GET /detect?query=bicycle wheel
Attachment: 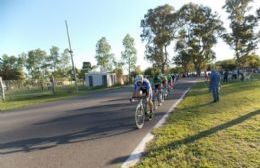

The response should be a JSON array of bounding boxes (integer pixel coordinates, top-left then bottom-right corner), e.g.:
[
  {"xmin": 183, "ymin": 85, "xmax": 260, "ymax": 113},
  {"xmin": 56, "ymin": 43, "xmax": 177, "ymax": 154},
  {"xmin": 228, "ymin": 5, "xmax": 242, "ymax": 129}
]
[
  {"xmin": 135, "ymin": 104, "xmax": 145, "ymax": 129},
  {"xmin": 153, "ymin": 93, "xmax": 158, "ymax": 110},
  {"xmin": 161, "ymin": 92, "xmax": 164, "ymax": 102}
]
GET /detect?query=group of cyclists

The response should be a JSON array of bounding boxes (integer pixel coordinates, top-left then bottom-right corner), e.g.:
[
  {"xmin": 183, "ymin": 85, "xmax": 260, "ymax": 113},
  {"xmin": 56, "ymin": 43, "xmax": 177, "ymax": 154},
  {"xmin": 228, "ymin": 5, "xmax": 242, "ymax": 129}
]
[{"xmin": 131, "ymin": 73, "xmax": 177, "ymax": 120}]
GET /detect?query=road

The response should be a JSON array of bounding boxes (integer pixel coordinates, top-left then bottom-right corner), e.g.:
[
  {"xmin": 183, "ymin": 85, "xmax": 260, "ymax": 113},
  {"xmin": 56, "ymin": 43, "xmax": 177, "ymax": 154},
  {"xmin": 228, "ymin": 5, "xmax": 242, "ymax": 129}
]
[{"xmin": 0, "ymin": 79, "xmax": 195, "ymax": 168}]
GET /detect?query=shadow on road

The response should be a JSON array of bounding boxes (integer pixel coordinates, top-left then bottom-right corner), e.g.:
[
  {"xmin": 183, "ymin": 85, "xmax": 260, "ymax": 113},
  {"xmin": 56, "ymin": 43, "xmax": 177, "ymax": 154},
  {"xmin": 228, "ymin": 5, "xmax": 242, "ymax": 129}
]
[{"xmin": 0, "ymin": 102, "xmax": 138, "ymax": 155}]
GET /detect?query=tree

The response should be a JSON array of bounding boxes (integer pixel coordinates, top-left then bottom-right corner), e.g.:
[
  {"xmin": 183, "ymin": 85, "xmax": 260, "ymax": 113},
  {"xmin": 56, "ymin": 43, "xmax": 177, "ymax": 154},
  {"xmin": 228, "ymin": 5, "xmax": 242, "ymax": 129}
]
[
  {"xmin": 176, "ymin": 3, "xmax": 224, "ymax": 75},
  {"xmin": 173, "ymin": 30, "xmax": 193, "ymax": 74},
  {"xmin": 131, "ymin": 66, "xmax": 142, "ymax": 79},
  {"xmin": 55, "ymin": 48, "xmax": 71, "ymax": 79},
  {"xmin": 26, "ymin": 49, "xmax": 49, "ymax": 83},
  {"xmin": 215, "ymin": 59, "xmax": 237, "ymax": 70},
  {"xmin": 223, "ymin": 0, "xmax": 259, "ymax": 67},
  {"xmin": 0, "ymin": 54, "xmax": 25, "ymax": 80},
  {"xmin": 169, "ymin": 66, "xmax": 184, "ymax": 74},
  {"xmin": 79, "ymin": 62, "xmax": 93, "ymax": 80},
  {"xmin": 95, "ymin": 37, "xmax": 114, "ymax": 72},
  {"xmin": 49, "ymin": 46, "xmax": 60, "ymax": 72},
  {"xmin": 141, "ymin": 4, "xmax": 177, "ymax": 73},
  {"xmin": 68, "ymin": 68, "xmax": 80, "ymax": 81},
  {"xmin": 240, "ymin": 53, "xmax": 260, "ymax": 68},
  {"xmin": 121, "ymin": 34, "xmax": 137, "ymax": 82},
  {"xmin": 144, "ymin": 67, "xmax": 160, "ymax": 77}
]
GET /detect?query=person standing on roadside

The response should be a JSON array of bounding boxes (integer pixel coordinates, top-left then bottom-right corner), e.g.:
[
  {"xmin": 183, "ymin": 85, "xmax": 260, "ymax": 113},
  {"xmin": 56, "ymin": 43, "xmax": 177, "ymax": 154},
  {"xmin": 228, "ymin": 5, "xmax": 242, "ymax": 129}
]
[
  {"xmin": 223, "ymin": 70, "xmax": 228, "ymax": 83},
  {"xmin": 209, "ymin": 67, "xmax": 220, "ymax": 103}
]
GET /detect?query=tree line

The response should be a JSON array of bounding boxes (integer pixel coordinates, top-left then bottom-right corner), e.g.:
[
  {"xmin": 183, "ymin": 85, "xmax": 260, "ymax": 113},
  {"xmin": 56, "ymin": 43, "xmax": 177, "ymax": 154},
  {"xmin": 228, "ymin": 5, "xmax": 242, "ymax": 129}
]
[
  {"xmin": 1, "ymin": 0, "xmax": 260, "ymax": 84},
  {"xmin": 0, "ymin": 47, "xmax": 71, "ymax": 82},
  {"xmin": 0, "ymin": 33, "xmax": 138, "ymax": 84},
  {"xmin": 140, "ymin": 0, "xmax": 260, "ymax": 75}
]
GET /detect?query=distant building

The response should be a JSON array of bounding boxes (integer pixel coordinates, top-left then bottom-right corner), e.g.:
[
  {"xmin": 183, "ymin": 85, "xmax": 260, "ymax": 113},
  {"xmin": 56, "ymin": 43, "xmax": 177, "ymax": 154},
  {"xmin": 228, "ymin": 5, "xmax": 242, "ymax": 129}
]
[{"xmin": 85, "ymin": 72, "xmax": 117, "ymax": 87}]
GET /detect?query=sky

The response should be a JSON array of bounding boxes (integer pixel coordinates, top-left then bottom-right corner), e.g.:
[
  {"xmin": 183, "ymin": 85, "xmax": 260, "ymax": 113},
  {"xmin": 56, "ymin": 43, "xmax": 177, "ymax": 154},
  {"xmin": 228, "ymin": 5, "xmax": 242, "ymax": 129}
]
[{"xmin": 1, "ymin": 0, "xmax": 260, "ymax": 70}]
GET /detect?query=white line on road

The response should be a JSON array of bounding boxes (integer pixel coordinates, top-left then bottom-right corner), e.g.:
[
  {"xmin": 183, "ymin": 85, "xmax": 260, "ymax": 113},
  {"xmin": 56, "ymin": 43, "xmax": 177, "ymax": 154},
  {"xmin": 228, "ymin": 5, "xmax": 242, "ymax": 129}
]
[{"xmin": 121, "ymin": 87, "xmax": 191, "ymax": 168}]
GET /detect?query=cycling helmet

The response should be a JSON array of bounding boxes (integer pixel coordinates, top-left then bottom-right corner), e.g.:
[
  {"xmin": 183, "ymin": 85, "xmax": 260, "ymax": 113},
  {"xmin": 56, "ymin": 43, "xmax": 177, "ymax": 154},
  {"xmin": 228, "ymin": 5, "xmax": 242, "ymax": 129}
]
[{"xmin": 135, "ymin": 75, "xmax": 143, "ymax": 83}]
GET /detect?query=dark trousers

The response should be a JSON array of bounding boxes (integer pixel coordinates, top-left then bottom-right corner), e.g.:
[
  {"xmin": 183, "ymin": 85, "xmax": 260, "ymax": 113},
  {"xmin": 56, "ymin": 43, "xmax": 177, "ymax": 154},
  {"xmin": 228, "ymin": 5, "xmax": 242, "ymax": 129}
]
[
  {"xmin": 211, "ymin": 87, "xmax": 219, "ymax": 102},
  {"xmin": 223, "ymin": 76, "xmax": 228, "ymax": 83}
]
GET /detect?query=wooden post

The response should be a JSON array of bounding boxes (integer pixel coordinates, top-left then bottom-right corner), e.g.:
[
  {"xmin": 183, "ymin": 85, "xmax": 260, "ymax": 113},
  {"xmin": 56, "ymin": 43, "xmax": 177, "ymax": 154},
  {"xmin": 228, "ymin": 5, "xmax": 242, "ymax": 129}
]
[{"xmin": 0, "ymin": 77, "xmax": 5, "ymax": 101}]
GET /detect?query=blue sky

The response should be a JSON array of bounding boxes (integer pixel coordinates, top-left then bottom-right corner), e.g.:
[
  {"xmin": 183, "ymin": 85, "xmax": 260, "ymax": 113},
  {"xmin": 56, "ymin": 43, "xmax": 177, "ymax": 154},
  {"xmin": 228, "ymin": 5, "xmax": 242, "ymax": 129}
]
[{"xmin": 1, "ymin": 0, "xmax": 259, "ymax": 70}]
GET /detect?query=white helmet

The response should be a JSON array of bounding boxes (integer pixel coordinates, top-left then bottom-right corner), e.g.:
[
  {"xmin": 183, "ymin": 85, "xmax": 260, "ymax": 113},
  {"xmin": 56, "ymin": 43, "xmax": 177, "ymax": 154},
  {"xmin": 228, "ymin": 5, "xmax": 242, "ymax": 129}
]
[{"xmin": 135, "ymin": 75, "xmax": 143, "ymax": 83}]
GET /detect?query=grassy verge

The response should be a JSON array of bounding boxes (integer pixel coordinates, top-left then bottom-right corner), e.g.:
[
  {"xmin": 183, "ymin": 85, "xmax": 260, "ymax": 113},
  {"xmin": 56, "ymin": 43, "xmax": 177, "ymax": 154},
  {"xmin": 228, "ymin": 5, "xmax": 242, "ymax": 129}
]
[
  {"xmin": 135, "ymin": 74, "xmax": 260, "ymax": 168},
  {"xmin": 0, "ymin": 84, "xmax": 125, "ymax": 111}
]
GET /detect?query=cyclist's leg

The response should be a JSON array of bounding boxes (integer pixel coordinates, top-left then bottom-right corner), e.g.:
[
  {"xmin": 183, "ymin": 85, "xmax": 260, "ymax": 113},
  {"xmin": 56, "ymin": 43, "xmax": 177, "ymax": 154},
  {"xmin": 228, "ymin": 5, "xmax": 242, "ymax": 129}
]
[{"xmin": 148, "ymin": 89, "xmax": 153, "ymax": 113}]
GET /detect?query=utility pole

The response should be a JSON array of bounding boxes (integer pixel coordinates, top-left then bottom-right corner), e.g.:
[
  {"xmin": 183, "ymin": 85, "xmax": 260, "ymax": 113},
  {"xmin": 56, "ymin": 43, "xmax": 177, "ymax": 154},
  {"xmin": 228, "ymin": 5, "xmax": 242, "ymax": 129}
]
[{"xmin": 65, "ymin": 20, "xmax": 78, "ymax": 93}]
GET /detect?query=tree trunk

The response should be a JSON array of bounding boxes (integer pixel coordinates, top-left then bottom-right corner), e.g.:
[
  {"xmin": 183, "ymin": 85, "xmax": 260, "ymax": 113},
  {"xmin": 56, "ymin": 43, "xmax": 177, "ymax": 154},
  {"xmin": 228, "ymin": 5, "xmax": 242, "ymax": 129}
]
[
  {"xmin": 161, "ymin": 64, "xmax": 165, "ymax": 74},
  {"xmin": 51, "ymin": 75, "xmax": 56, "ymax": 95},
  {"xmin": 163, "ymin": 45, "xmax": 168, "ymax": 74},
  {"xmin": 128, "ymin": 57, "xmax": 131, "ymax": 83},
  {"xmin": 195, "ymin": 65, "xmax": 201, "ymax": 77},
  {"xmin": 0, "ymin": 77, "xmax": 5, "ymax": 101}
]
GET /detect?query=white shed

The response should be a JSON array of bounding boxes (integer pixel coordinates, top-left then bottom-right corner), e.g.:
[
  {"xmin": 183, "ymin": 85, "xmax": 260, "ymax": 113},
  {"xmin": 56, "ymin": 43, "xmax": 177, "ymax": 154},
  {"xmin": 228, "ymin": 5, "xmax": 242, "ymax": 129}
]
[{"xmin": 85, "ymin": 72, "xmax": 117, "ymax": 87}]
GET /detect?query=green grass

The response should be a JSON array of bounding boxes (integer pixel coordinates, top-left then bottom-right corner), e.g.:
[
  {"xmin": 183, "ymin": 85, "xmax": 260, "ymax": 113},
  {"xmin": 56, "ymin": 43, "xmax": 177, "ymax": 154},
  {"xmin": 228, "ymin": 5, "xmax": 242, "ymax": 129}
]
[
  {"xmin": 134, "ymin": 74, "xmax": 260, "ymax": 168},
  {"xmin": 0, "ymin": 84, "xmax": 125, "ymax": 111}
]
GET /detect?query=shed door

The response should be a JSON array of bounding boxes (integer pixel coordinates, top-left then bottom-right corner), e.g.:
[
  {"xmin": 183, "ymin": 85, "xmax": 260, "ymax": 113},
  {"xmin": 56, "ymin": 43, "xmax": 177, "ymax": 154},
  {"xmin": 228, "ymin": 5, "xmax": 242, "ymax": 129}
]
[
  {"xmin": 89, "ymin": 76, "xmax": 93, "ymax": 87},
  {"xmin": 102, "ymin": 75, "xmax": 107, "ymax": 86}
]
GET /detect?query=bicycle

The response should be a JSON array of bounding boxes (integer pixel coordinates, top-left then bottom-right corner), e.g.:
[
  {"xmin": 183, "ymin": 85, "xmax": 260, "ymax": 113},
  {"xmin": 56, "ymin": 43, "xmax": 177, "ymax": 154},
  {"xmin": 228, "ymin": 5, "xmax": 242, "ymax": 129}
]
[
  {"xmin": 161, "ymin": 86, "xmax": 168, "ymax": 102},
  {"xmin": 153, "ymin": 87, "xmax": 162, "ymax": 110},
  {"xmin": 130, "ymin": 96, "xmax": 153, "ymax": 129}
]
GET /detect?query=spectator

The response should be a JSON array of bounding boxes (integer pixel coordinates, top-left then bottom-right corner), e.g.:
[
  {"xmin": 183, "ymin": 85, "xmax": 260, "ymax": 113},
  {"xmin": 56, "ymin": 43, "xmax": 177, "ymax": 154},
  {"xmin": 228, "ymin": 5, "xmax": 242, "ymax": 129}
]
[
  {"xmin": 223, "ymin": 70, "xmax": 228, "ymax": 83},
  {"xmin": 209, "ymin": 67, "xmax": 220, "ymax": 103}
]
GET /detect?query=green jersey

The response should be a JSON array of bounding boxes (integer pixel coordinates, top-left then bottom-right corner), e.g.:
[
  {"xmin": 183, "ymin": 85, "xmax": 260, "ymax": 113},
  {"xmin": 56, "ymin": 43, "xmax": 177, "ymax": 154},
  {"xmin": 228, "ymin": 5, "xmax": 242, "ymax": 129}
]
[{"xmin": 153, "ymin": 76, "xmax": 162, "ymax": 85}]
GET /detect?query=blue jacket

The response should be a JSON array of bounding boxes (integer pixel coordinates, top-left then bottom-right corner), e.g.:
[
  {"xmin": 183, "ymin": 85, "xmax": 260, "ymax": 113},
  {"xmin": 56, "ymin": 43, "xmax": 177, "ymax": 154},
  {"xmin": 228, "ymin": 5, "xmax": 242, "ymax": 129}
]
[{"xmin": 210, "ymin": 70, "xmax": 220, "ymax": 89}]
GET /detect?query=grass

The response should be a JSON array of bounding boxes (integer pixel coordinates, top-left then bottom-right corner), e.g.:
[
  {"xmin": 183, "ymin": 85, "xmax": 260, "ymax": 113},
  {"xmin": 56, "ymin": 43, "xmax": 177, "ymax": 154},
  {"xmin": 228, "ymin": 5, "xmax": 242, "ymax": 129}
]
[
  {"xmin": 134, "ymin": 74, "xmax": 260, "ymax": 168},
  {"xmin": 0, "ymin": 84, "xmax": 125, "ymax": 111}
]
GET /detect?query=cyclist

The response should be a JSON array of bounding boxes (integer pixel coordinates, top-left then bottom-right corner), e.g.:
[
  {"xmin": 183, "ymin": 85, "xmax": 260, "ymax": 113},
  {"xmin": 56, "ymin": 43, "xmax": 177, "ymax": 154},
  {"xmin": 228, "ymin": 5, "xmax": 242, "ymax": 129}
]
[
  {"xmin": 160, "ymin": 74, "xmax": 168, "ymax": 99},
  {"xmin": 160, "ymin": 74, "xmax": 168, "ymax": 89},
  {"xmin": 167, "ymin": 74, "xmax": 172, "ymax": 91},
  {"xmin": 132, "ymin": 75, "xmax": 154, "ymax": 116},
  {"xmin": 171, "ymin": 74, "xmax": 176, "ymax": 88},
  {"xmin": 153, "ymin": 75, "xmax": 163, "ymax": 106}
]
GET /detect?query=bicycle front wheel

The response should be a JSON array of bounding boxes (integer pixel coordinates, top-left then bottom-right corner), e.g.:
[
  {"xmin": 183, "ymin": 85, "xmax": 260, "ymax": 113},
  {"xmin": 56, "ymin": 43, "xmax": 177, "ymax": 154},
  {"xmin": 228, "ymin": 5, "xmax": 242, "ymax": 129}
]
[{"xmin": 135, "ymin": 104, "xmax": 145, "ymax": 129}]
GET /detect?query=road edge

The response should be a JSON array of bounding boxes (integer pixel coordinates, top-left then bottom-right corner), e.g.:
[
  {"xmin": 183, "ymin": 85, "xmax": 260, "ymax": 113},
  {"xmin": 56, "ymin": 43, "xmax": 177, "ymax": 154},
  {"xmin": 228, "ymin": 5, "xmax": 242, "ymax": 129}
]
[{"xmin": 121, "ymin": 87, "xmax": 191, "ymax": 168}]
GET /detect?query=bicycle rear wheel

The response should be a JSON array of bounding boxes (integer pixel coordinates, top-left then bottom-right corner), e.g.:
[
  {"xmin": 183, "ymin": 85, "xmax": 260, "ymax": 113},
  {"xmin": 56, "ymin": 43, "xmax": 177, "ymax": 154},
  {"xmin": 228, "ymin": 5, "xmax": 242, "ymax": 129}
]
[
  {"xmin": 135, "ymin": 104, "xmax": 145, "ymax": 129},
  {"xmin": 153, "ymin": 93, "xmax": 158, "ymax": 110}
]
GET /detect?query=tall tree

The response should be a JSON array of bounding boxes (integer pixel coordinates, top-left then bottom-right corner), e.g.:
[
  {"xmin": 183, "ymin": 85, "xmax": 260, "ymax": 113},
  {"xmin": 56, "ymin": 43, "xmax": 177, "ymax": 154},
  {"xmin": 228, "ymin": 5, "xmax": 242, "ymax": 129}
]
[
  {"xmin": 223, "ymin": 0, "xmax": 259, "ymax": 67},
  {"xmin": 55, "ymin": 48, "xmax": 71, "ymax": 79},
  {"xmin": 95, "ymin": 37, "xmax": 114, "ymax": 72},
  {"xmin": 176, "ymin": 3, "xmax": 224, "ymax": 75},
  {"xmin": 141, "ymin": 4, "xmax": 177, "ymax": 73},
  {"xmin": 173, "ymin": 30, "xmax": 193, "ymax": 74},
  {"xmin": 49, "ymin": 46, "xmax": 60, "ymax": 72},
  {"xmin": 26, "ymin": 49, "xmax": 49, "ymax": 82},
  {"xmin": 121, "ymin": 34, "xmax": 137, "ymax": 81}
]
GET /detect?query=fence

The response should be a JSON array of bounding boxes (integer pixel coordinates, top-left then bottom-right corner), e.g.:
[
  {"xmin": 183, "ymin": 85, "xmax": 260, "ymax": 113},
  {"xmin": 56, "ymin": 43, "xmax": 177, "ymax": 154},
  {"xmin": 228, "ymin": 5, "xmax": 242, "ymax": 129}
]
[{"xmin": 1, "ymin": 79, "xmax": 86, "ymax": 101}]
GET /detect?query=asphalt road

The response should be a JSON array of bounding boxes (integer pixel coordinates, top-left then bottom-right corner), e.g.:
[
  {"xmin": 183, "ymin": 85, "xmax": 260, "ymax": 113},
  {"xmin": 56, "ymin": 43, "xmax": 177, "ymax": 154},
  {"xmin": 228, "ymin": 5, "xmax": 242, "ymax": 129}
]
[{"xmin": 0, "ymin": 79, "xmax": 195, "ymax": 168}]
